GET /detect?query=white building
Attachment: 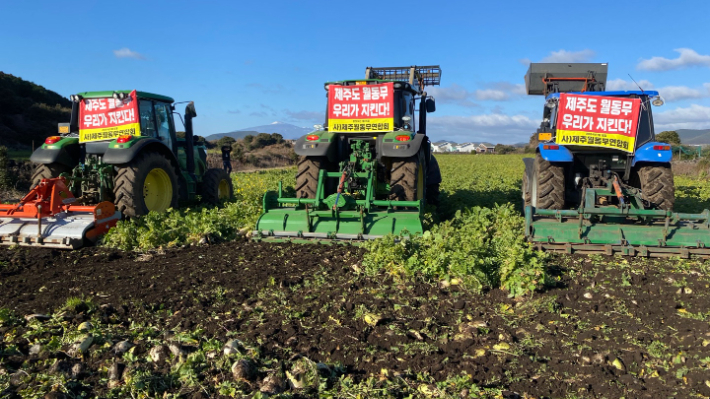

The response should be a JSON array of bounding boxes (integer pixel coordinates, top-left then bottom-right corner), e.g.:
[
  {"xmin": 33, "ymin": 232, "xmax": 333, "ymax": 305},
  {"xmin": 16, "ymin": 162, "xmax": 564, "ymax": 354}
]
[
  {"xmin": 476, "ymin": 142, "xmax": 496, "ymax": 154},
  {"xmin": 432, "ymin": 141, "xmax": 456, "ymax": 152},
  {"xmin": 455, "ymin": 142, "xmax": 477, "ymax": 153}
]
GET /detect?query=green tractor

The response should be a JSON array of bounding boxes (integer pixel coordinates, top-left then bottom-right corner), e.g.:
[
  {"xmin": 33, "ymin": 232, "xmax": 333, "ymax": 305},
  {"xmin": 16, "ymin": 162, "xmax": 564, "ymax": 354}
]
[
  {"xmin": 253, "ymin": 66, "xmax": 442, "ymax": 243},
  {"xmin": 27, "ymin": 90, "xmax": 233, "ymax": 225}
]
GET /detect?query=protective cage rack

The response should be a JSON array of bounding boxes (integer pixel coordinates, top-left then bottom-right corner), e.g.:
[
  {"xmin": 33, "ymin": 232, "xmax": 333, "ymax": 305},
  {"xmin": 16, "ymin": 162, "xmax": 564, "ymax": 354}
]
[{"xmin": 365, "ymin": 66, "xmax": 442, "ymax": 87}]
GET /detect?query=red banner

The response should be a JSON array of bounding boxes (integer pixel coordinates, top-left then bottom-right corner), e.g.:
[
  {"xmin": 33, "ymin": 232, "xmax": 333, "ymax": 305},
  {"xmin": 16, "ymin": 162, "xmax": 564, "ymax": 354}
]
[
  {"xmin": 79, "ymin": 90, "xmax": 140, "ymax": 143},
  {"xmin": 328, "ymin": 82, "xmax": 394, "ymax": 133},
  {"xmin": 556, "ymin": 93, "xmax": 641, "ymax": 153}
]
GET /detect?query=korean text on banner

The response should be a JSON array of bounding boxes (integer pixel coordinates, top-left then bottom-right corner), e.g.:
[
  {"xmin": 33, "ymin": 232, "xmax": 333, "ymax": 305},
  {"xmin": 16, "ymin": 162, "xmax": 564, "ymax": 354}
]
[
  {"xmin": 79, "ymin": 90, "xmax": 140, "ymax": 143},
  {"xmin": 556, "ymin": 93, "xmax": 641, "ymax": 153},
  {"xmin": 328, "ymin": 82, "xmax": 395, "ymax": 133}
]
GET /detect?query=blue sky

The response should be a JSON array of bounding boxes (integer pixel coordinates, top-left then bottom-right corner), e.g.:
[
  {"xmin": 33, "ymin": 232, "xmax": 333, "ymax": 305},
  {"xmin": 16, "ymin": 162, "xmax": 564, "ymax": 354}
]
[{"xmin": 2, "ymin": 0, "xmax": 710, "ymax": 143}]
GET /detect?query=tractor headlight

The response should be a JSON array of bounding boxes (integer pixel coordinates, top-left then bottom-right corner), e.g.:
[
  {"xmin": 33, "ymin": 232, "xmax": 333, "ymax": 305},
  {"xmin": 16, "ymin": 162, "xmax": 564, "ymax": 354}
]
[{"xmin": 652, "ymin": 96, "xmax": 665, "ymax": 106}]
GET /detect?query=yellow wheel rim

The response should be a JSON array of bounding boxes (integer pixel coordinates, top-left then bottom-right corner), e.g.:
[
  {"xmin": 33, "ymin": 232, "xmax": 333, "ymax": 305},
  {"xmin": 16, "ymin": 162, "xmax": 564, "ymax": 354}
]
[
  {"xmin": 417, "ymin": 165, "xmax": 425, "ymax": 200},
  {"xmin": 143, "ymin": 168, "xmax": 172, "ymax": 213},
  {"xmin": 218, "ymin": 179, "xmax": 230, "ymax": 199}
]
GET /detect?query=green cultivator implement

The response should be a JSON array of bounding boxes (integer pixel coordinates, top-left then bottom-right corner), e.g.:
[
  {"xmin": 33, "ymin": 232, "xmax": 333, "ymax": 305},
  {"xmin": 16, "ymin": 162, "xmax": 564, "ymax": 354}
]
[
  {"xmin": 253, "ymin": 140, "xmax": 424, "ymax": 244},
  {"xmin": 525, "ymin": 179, "xmax": 710, "ymax": 258}
]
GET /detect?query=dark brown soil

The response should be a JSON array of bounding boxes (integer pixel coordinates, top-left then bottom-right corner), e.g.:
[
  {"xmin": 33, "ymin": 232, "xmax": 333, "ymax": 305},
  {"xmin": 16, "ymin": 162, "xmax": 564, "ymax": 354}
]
[{"xmin": 1, "ymin": 242, "xmax": 710, "ymax": 398}]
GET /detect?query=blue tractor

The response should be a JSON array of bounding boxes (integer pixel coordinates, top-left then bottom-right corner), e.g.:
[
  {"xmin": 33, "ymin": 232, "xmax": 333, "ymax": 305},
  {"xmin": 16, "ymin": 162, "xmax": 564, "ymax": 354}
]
[{"xmin": 519, "ymin": 63, "xmax": 709, "ymax": 257}]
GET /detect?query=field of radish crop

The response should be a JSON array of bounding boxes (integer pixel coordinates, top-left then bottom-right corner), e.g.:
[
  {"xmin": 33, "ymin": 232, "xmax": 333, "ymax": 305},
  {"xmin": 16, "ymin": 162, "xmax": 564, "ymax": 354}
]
[{"xmin": 3, "ymin": 154, "xmax": 710, "ymax": 398}]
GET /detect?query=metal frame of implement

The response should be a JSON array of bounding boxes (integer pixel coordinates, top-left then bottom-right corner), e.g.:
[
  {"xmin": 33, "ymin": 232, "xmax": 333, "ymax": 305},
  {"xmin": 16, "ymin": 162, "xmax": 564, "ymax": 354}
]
[
  {"xmin": 0, "ymin": 177, "xmax": 120, "ymax": 249},
  {"xmin": 525, "ymin": 180, "xmax": 710, "ymax": 258},
  {"xmin": 253, "ymin": 141, "xmax": 424, "ymax": 244}
]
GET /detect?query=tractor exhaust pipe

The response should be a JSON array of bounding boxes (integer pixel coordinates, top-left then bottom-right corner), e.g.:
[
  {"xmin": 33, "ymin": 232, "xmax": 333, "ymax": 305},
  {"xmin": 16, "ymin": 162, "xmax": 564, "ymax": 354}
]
[{"xmin": 184, "ymin": 102, "xmax": 197, "ymax": 177}]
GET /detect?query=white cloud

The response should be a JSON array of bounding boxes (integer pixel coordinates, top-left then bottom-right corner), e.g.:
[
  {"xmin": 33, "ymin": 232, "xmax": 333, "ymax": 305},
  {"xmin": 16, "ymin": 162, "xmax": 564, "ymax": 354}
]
[
  {"xmin": 474, "ymin": 89, "xmax": 508, "ymax": 101},
  {"xmin": 637, "ymin": 48, "xmax": 710, "ymax": 71},
  {"xmin": 429, "ymin": 82, "xmax": 526, "ymax": 105},
  {"xmin": 656, "ymin": 85, "xmax": 707, "ymax": 101},
  {"xmin": 427, "ymin": 84, "xmax": 478, "ymax": 107},
  {"xmin": 427, "ymin": 113, "xmax": 538, "ymax": 143},
  {"xmin": 605, "ymin": 78, "xmax": 655, "ymax": 91},
  {"xmin": 605, "ymin": 79, "xmax": 710, "ymax": 102},
  {"xmin": 539, "ymin": 49, "xmax": 596, "ymax": 63},
  {"xmin": 655, "ymin": 104, "xmax": 710, "ymax": 130},
  {"xmin": 113, "ymin": 48, "xmax": 146, "ymax": 60}
]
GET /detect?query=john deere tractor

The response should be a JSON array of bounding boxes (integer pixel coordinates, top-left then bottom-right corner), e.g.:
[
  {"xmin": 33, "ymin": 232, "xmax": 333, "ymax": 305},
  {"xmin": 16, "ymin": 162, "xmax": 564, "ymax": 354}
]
[
  {"xmin": 29, "ymin": 90, "xmax": 233, "ymax": 218},
  {"xmin": 254, "ymin": 66, "xmax": 442, "ymax": 243}
]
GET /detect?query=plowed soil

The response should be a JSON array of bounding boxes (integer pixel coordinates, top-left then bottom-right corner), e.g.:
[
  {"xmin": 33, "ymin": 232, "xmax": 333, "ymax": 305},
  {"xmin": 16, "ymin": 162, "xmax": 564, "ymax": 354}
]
[{"xmin": 2, "ymin": 242, "xmax": 710, "ymax": 398}]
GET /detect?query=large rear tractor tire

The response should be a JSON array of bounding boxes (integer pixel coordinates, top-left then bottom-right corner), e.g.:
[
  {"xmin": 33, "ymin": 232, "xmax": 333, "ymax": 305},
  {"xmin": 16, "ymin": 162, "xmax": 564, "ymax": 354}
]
[
  {"xmin": 390, "ymin": 152, "xmax": 426, "ymax": 202},
  {"xmin": 522, "ymin": 171, "xmax": 532, "ymax": 209},
  {"xmin": 533, "ymin": 153, "xmax": 565, "ymax": 209},
  {"xmin": 638, "ymin": 164, "xmax": 674, "ymax": 211},
  {"xmin": 296, "ymin": 156, "xmax": 327, "ymax": 199},
  {"xmin": 426, "ymin": 155, "xmax": 441, "ymax": 206},
  {"xmin": 200, "ymin": 168, "xmax": 234, "ymax": 205},
  {"xmin": 31, "ymin": 163, "xmax": 72, "ymax": 188},
  {"xmin": 114, "ymin": 152, "xmax": 179, "ymax": 218}
]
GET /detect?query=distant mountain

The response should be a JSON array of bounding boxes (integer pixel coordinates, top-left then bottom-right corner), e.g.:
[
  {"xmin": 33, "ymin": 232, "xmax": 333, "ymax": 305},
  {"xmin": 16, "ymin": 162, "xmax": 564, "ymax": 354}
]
[
  {"xmin": 676, "ymin": 129, "xmax": 710, "ymax": 145},
  {"xmin": 0, "ymin": 72, "xmax": 72, "ymax": 147},
  {"xmin": 205, "ymin": 130, "xmax": 259, "ymax": 141},
  {"xmin": 206, "ymin": 122, "xmax": 311, "ymax": 141}
]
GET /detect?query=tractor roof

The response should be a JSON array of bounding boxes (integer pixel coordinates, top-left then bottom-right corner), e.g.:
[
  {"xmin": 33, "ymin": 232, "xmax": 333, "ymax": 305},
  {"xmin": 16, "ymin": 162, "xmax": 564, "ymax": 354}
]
[
  {"xmin": 75, "ymin": 90, "xmax": 175, "ymax": 103},
  {"xmin": 545, "ymin": 90, "xmax": 660, "ymax": 100}
]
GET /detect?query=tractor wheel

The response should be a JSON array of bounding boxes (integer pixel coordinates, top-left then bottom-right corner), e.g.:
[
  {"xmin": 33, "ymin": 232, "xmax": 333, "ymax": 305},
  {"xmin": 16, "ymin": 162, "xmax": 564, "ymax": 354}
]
[
  {"xmin": 296, "ymin": 156, "xmax": 327, "ymax": 198},
  {"xmin": 426, "ymin": 183, "xmax": 440, "ymax": 206},
  {"xmin": 638, "ymin": 164, "xmax": 674, "ymax": 211},
  {"xmin": 30, "ymin": 163, "xmax": 71, "ymax": 188},
  {"xmin": 390, "ymin": 152, "xmax": 425, "ymax": 202},
  {"xmin": 522, "ymin": 171, "xmax": 532, "ymax": 209},
  {"xmin": 200, "ymin": 168, "xmax": 234, "ymax": 205},
  {"xmin": 114, "ymin": 152, "xmax": 179, "ymax": 218},
  {"xmin": 533, "ymin": 153, "xmax": 565, "ymax": 209}
]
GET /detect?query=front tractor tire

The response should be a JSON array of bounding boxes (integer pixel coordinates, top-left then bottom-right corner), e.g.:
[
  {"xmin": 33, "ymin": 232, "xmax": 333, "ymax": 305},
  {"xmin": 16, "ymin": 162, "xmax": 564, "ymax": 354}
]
[
  {"xmin": 31, "ymin": 163, "xmax": 72, "ymax": 188},
  {"xmin": 200, "ymin": 168, "xmax": 234, "ymax": 205},
  {"xmin": 533, "ymin": 153, "xmax": 565, "ymax": 209},
  {"xmin": 638, "ymin": 164, "xmax": 674, "ymax": 211},
  {"xmin": 296, "ymin": 156, "xmax": 327, "ymax": 198},
  {"xmin": 390, "ymin": 152, "xmax": 426, "ymax": 202},
  {"xmin": 114, "ymin": 152, "xmax": 179, "ymax": 218}
]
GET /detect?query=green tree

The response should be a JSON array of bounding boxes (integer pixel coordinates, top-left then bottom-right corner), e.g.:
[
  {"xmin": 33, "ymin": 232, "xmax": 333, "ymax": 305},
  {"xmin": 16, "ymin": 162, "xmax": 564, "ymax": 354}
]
[
  {"xmin": 270, "ymin": 133, "xmax": 284, "ymax": 144},
  {"xmin": 0, "ymin": 146, "xmax": 9, "ymax": 189},
  {"xmin": 231, "ymin": 142, "xmax": 245, "ymax": 162},
  {"xmin": 494, "ymin": 144, "xmax": 516, "ymax": 154},
  {"xmin": 216, "ymin": 136, "xmax": 236, "ymax": 148},
  {"xmin": 252, "ymin": 133, "xmax": 275, "ymax": 149},
  {"xmin": 656, "ymin": 131, "xmax": 681, "ymax": 145}
]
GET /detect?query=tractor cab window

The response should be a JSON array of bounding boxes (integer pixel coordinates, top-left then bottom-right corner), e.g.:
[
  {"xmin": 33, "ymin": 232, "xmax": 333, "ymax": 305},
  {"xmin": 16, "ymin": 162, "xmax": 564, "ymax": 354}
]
[
  {"xmin": 401, "ymin": 92, "xmax": 414, "ymax": 131},
  {"xmin": 635, "ymin": 98, "xmax": 654, "ymax": 147},
  {"xmin": 154, "ymin": 102, "xmax": 174, "ymax": 150},
  {"xmin": 394, "ymin": 90, "xmax": 414, "ymax": 130},
  {"xmin": 139, "ymin": 100, "xmax": 157, "ymax": 138}
]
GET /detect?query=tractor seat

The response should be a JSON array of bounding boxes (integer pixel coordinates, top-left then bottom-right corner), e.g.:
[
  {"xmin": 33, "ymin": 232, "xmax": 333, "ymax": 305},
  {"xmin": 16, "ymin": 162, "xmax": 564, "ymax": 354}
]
[{"xmin": 84, "ymin": 141, "xmax": 112, "ymax": 155}]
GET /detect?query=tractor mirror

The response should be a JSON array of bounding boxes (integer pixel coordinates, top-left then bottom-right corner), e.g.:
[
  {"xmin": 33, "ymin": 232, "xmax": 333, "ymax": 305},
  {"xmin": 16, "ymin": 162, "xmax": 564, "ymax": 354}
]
[
  {"xmin": 426, "ymin": 98, "xmax": 436, "ymax": 113},
  {"xmin": 185, "ymin": 102, "xmax": 197, "ymax": 118}
]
